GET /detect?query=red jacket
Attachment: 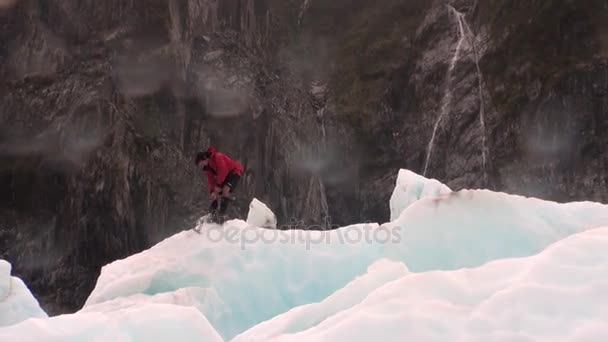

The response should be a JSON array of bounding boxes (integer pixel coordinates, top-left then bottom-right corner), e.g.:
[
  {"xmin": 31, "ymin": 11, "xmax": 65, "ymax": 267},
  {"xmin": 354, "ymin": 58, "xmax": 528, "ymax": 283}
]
[{"xmin": 204, "ymin": 147, "xmax": 244, "ymax": 192}]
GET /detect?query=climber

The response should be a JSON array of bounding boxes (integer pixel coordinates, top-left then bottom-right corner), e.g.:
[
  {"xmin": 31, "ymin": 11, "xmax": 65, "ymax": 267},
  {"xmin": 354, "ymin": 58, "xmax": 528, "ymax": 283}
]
[{"xmin": 195, "ymin": 146, "xmax": 244, "ymax": 223}]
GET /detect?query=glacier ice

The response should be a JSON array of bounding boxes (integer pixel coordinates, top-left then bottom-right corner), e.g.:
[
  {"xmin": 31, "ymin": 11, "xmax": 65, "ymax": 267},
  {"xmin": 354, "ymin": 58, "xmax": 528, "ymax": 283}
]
[
  {"xmin": 2, "ymin": 169, "xmax": 608, "ymax": 341},
  {"xmin": 384, "ymin": 187, "xmax": 608, "ymax": 271},
  {"xmin": 236, "ymin": 227, "xmax": 608, "ymax": 342},
  {"xmin": 83, "ymin": 221, "xmax": 386, "ymax": 340},
  {"xmin": 79, "ymin": 170, "xmax": 608, "ymax": 340},
  {"xmin": 232, "ymin": 259, "xmax": 410, "ymax": 342},
  {"xmin": 0, "ymin": 260, "xmax": 47, "ymax": 327},
  {"xmin": 389, "ymin": 169, "xmax": 452, "ymax": 221},
  {"xmin": 246, "ymin": 198, "xmax": 277, "ymax": 229}
]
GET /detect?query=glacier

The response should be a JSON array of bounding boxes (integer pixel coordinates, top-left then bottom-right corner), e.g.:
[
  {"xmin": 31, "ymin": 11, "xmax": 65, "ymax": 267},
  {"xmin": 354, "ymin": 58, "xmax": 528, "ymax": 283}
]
[
  {"xmin": 82, "ymin": 220, "xmax": 387, "ymax": 340},
  {"xmin": 1, "ymin": 169, "xmax": 608, "ymax": 341},
  {"xmin": 236, "ymin": 227, "xmax": 608, "ymax": 341},
  {"xmin": 0, "ymin": 260, "xmax": 47, "ymax": 327}
]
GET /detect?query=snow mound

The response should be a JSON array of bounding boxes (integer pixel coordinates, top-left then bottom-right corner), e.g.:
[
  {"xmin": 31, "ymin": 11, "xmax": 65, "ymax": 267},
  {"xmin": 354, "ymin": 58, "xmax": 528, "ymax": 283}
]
[
  {"xmin": 389, "ymin": 169, "xmax": 451, "ymax": 221},
  {"xmin": 241, "ymin": 227, "xmax": 608, "ymax": 341},
  {"xmin": 247, "ymin": 198, "xmax": 277, "ymax": 229},
  {"xmin": 0, "ymin": 260, "xmax": 47, "ymax": 327},
  {"xmin": 0, "ymin": 303, "xmax": 222, "ymax": 342}
]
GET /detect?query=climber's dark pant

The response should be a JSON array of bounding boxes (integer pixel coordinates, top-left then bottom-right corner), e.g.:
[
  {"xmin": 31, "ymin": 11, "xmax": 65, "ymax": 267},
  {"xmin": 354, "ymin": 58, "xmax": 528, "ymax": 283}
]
[
  {"xmin": 221, "ymin": 172, "xmax": 241, "ymax": 191},
  {"xmin": 209, "ymin": 172, "xmax": 240, "ymax": 220}
]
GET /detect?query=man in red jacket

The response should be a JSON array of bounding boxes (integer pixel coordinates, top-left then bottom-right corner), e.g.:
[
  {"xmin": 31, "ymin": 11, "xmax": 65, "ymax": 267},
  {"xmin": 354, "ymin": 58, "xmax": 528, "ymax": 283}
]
[{"xmin": 195, "ymin": 146, "xmax": 244, "ymax": 223}]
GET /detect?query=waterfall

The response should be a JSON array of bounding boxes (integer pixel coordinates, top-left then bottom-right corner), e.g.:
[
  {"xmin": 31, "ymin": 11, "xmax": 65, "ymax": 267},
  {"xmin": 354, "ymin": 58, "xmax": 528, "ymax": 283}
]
[
  {"xmin": 461, "ymin": 13, "xmax": 489, "ymax": 183},
  {"xmin": 298, "ymin": 0, "xmax": 312, "ymax": 25},
  {"xmin": 423, "ymin": 5, "xmax": 489, "ymax": 183},
  {"xmin": 423, "ymin": 6, "xmax": 466, "ymax": 176}
]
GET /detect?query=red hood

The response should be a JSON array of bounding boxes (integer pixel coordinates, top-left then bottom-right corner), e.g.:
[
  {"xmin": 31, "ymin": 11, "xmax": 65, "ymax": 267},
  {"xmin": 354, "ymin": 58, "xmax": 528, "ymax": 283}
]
[{"xmin": 207, "ymin": 146, "xmax": 218, "ymax": 155}]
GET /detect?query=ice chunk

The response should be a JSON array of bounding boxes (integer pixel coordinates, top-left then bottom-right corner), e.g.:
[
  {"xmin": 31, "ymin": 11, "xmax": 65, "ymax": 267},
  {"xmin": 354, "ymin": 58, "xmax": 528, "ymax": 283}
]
[
  {"xmin": 0, "ymin": 303, "xmax": 222, "ymax": 342},
  {"xmin": 251, "ymin": 227, "xmax": 608, "ymax": 342},
  {"xmin": 246, "ymin": 198, "xmax": 277, "ymax": 229},
  {"xmin": 389, "ymin": 169, "xmax": 451, "ymax": 221},
  {"xmin": 384, "ymin": 188, "xmax": 608, "ymax": 271},
  {"xmin": 0, "ymin": 260, "xmax": 47, "ymax": 327}
]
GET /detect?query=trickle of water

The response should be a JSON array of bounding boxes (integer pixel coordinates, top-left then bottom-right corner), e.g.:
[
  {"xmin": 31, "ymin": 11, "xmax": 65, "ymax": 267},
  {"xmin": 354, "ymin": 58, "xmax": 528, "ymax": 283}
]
[
  {"xmin": 423, "ymin": 5, "xmax": 489, "ymax": 183},
  {"xmin": 461, "ymin": 13, "xmax": 489, "ymax": 183},
  {"xmin": 298, "ymin": 0, "xmax": 311, "ymax": 25},
  {"xmin": 423, "ymin": 6, "xmax": 467, "ymax": 176}
]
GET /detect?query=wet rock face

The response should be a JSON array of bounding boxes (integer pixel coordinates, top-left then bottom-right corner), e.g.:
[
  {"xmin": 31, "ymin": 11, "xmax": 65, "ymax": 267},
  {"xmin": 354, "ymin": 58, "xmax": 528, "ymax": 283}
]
[
  {"xmin": 366, "ymin": 0, "xmax": 608, "ymax": 202},
  {"xmin": 491, "ymin": 61, "xmax": 608, "ymax": 202},
  {"xmin": 0, "ymin": 0, "xmax": 310, "ymax": 314},
  {"xmin": 1, "ymin": 0, "xmax": 607, "ymax": 313}
]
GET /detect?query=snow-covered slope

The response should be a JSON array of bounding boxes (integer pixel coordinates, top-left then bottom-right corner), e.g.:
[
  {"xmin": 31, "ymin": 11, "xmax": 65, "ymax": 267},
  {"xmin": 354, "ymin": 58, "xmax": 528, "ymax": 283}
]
[
  {"xmin": 0, "ymin": 260, "xmax": 47, "ymax": 327},
  {"xmin": 2, "ymin": 170, "xmax": 608, "ymax": 341}
]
